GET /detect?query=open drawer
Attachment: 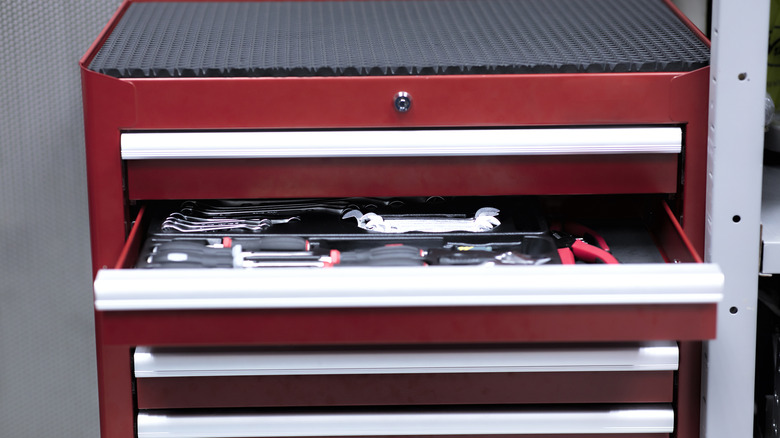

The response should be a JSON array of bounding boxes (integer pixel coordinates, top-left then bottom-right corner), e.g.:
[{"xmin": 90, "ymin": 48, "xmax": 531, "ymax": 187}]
[{"xmin": 93, "ymin": 195, "xmax": 721, "ymax": 345}]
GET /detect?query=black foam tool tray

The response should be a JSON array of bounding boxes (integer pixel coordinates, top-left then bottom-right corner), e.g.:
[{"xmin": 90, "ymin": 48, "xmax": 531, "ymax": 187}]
[{"xmin": 90, "ymin": 0, "xmax": 710, "ymax": 78}]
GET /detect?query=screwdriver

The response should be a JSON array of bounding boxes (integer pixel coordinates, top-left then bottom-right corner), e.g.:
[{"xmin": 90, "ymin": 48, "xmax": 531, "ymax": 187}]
[
  {"xmin": 147, "ymin": 249, "xmax": 338, "ymax": 268},
  {"xmin": 338, "ymin": 245, "xmax": 426, "ymax": 266},
  {"xmin": 151, "ymin": 240, "xmax": 317, "ymax": 260},
  {"xmin": 147, "ymin": 239, "xmax": 338, "ymax": 268},
  {"xmin": 147, "ymin": 252, "xmax": 336, "ymax": 268},
  {"xmin": 155, "ymin": 236, "xmax": 310, "ymax": 252}
]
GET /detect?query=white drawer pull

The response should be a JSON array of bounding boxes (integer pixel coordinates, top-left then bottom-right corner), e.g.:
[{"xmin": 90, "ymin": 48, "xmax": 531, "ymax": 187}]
[
  {"xmin": 134, "ymin": 342, "xmax": 678, "ymax": 378},
  {"xmin": 137, "ymin": 407, "xmax": 674, "ymax": 437},
  {"xmin": 95, "ymin": 264, "xmax": 722, "ymax": 311},
  {"xmin": 121, "ymin": 127, "xmax": 682, "ymax": 160}
]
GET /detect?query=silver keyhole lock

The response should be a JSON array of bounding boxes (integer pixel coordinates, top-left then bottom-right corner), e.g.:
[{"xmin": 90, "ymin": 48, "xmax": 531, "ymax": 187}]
[{"xmin": 394, "ymin": 92, "xmax": 412, "ymax": 113}]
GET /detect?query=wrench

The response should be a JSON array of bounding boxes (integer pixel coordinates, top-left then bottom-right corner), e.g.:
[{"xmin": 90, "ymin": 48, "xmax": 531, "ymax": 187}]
[
  {"xmin": 342, "ymin": 207, "xmax": 500, "ymax": 233},
  {"xmin": 178, "ymin": 198, "xmax": 405, "ymax": 217},
  {"xmin": 161, "ymin": 216, "xmax": 299, "ymax": 233}
]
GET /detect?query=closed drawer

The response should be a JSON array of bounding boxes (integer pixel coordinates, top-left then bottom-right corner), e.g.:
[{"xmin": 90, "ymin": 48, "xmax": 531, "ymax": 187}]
[
  {"xmin": 121, "ymin": 127, "xmax": 681, "ymax": 200},
  {"xmin": 134, "ymin": 342, "xmax": 677, "ymax": 409}
]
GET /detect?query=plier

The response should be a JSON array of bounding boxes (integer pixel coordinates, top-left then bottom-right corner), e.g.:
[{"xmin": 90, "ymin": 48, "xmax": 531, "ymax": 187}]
[{"xmin": 550, "ymin": 222, "xmax": 618, "ymax": 265}]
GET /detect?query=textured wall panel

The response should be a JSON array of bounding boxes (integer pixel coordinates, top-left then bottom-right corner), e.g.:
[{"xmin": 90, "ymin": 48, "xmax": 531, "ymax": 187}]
[{"xmin": 0, "ymin": 1, "xmax": 120, "ymax": 437}]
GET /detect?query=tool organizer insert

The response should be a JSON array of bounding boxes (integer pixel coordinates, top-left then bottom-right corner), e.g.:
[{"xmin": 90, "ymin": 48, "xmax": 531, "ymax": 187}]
[{"xmin": 135, "ymin": 196, "xmax": 666, "ymax": 269}]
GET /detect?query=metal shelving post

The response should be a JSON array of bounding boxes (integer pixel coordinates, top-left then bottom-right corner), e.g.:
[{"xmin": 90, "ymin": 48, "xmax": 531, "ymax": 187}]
[{"xmin": 704, "ymin": 1, "xmax": 769, "ymax": 437}]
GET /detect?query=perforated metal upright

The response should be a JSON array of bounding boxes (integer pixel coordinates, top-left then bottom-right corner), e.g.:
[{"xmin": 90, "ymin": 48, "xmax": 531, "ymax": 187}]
[{"xmin": 704, "ymin": 1, "xmax": 769, "ymax": 438}]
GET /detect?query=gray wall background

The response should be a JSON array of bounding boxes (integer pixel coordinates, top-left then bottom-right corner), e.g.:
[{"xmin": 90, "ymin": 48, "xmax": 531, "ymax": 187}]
[
  {"xmin": 0, "ymin": 1, "xmax": 708, "ymax": 437},
  {"xmin": 1, "ymin": 1, "xmax": 119, "ymax": 437}
]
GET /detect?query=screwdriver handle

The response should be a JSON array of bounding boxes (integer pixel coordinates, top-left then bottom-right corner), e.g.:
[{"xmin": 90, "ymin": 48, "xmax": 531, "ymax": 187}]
[
  {"xmin": 148, "ymin": 250, "xmax": 235, "ymax": 268},
  {"xmin": 153, "ymin": 240, "xmax": 232, "ymax": 255},
  {"xmin": 234, "ymin": 236, "xmax": 309, "ymax": 251},
  {"xmin": 154, "ymin": 237, "xmax": 308, "ymax": 253},
  {"xmin": 339, "ymin": 245, "xmax": 425, "ymax": 266}
]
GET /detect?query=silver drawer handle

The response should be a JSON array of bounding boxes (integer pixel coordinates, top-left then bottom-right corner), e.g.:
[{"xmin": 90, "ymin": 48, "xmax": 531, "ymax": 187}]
[
  {"xmin": 120, "ymin": 127, "xmax": 682, "ymax": 160},
  {"xmin": 133, "ymin": 342, "xmax": 679, "ymax": 378},
  {"xmin": 94, "ymin": 264, "xmax": 723, "ymax": 311},
  {"xmin": 137, "ymin": 407, "xmax": 674, "ymax": 437}
]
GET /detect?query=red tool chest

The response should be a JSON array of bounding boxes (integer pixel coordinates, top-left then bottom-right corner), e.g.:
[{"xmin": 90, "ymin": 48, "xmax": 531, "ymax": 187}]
[{"xmin": 81, "ymin": 1, "xmax": 721, "ymax": 437}]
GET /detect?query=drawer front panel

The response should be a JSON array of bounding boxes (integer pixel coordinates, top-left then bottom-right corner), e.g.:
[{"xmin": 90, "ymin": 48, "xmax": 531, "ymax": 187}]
[
  {"xmin": 134, "ymin": 343, "xmax": 676, "ymax": 408},
  {"xmin": 95, "ymin": 264, "xmax": 720, "ymax": 344},
  {"xmin": 100, "ymin": 304, "xmax": 715, "ymax": 345},
  {"xmin": 95, "ymin": 264, "xmax": 722, "ymax": 311},
  {"xmin": 135, "ymin": 371, "xmax": 674, "ymax": 409},
  {"xmin": 125, "ymin": 155, "xmax": 679, "ymax": 200}
]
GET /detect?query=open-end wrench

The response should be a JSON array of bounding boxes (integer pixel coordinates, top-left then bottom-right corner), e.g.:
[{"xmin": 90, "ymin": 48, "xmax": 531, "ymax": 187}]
[
  {"xmin": 161, "ymin": 216, "xmax": 299, "ymax": 233},
  {"xmin": 178, "ymin": 198, "xmax": 405, "ymax": 217},
  {"xmin": 342, "ymin": 207, "xmax": 500, "ymax": 233}
]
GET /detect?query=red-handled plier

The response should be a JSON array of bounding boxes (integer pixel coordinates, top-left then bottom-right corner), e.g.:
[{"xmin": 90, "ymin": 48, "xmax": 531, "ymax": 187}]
[{"xmin": 550, "ymin": 223, "xmax": 618, "ymax": 265}]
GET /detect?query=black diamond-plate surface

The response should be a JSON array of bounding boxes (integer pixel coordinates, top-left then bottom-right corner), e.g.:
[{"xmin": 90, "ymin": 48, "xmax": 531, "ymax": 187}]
[{"xmin": 89, "ymin": 0, "xmax": 710, "ymax": 77}]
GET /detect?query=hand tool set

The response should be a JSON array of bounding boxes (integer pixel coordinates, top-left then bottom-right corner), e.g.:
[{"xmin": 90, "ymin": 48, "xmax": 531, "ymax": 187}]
[{"xmin": 137, "ymin": 197, "xmax": 626, "ymax": 268}]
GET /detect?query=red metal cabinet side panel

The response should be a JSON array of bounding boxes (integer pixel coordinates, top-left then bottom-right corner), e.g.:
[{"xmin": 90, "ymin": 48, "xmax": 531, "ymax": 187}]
[
  {"xmin": 676, "ymin": 341, "xmax": 704, "ymax": 438},
  {"xmin": 81, "ymin": 69, "xmax": 136, "ymax": 275},
  {"xmin": 671, "ymin": 67, "xmax": 711, "ymax": 255},
  {"xmin": 94, "ymin": 335, "xmax": 134, "ymax": 438},
  {"xmin": 82, "ymin": 69, "xmax": 137, "ymax": 438}
]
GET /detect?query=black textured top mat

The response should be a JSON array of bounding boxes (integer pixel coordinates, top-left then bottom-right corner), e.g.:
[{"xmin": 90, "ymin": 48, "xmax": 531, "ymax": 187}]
[{"xmin": 89, "ymin": 0, "xmax": 710, "ymax": 78}]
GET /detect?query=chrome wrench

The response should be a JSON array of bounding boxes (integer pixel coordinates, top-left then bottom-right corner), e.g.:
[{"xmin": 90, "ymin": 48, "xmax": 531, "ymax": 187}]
[{"xmin": 342, "ymin": 207, "xmax": 500, "ymax": 233}]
